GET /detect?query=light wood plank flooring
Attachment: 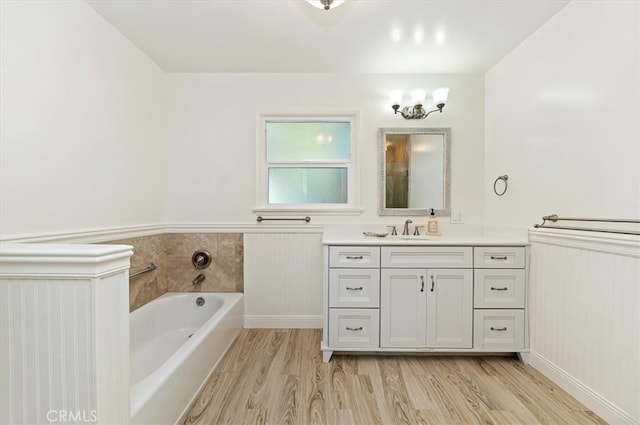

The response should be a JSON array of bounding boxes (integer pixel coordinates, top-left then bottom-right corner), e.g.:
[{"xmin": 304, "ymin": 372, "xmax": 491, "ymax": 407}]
[{"xmin": 182, "ymin": 329, "xmax": 604, "ymax": 425}]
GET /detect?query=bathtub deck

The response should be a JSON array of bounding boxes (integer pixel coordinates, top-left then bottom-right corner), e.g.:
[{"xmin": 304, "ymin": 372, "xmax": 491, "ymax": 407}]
[{"xmin": 181, "ymin": 328, "xmax": 604, "ymax": 425}]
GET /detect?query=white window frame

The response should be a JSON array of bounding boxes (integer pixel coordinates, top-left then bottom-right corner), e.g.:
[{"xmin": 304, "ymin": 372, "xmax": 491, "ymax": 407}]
[{"xmin": 254, "ymin": 113, "xmax": 361, "ymax": 214}]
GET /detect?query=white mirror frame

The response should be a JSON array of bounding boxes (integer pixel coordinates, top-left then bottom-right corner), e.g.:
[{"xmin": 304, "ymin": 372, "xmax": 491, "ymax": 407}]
[{"xmin": 378, "ymin": 127, "xmax": 451, "ymax": 217}]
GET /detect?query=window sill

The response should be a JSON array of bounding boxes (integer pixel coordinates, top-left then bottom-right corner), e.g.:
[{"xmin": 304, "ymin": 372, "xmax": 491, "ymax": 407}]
[{"xmin": 252, "ymin": 206, "xmax": 364, "ymax": 216}]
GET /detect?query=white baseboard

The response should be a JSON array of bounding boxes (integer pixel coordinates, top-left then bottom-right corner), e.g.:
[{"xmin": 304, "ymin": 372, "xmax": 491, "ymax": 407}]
[
  {"xmin": 244, "ymin": 315, "xmax": 322, "ymax": 329},
  {"xmin": 529, "ymin": 350, "xmax": 637, "ymax": 425}
]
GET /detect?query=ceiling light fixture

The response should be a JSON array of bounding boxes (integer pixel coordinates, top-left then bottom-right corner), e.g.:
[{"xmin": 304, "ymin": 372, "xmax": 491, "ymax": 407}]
[
  {"xmin": 306, "ymin": 0, "xmax": 346, "ymax": 11},
  {"xmin": 389, "ymin": 87, "xmax": 450, "ymax": 119}
]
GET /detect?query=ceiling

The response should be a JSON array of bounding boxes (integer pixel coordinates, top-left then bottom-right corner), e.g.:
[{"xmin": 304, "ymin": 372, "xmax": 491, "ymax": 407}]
[{"xmin": 86, "ymin": 0, "xmax": 570, "ymax": 74}]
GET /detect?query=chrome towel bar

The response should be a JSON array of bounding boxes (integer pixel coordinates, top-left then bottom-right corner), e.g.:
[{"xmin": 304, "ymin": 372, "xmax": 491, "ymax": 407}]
[
  {"xmin": 534, "ymin": 214, "xmax": 640, "ymax": 236},
  {"xmin": 129, "ymin": 262, "xmax": 157, "ymax": 280},
  {"xmin": 256, "ymin": 216, "xmax": 311, "ymax": 223}
]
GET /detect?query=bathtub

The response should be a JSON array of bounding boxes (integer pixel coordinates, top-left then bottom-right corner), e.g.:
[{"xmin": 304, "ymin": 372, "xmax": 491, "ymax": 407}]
[{"xmin": 130, "ymin": 292, "xmax": 244, "ymax": 425}]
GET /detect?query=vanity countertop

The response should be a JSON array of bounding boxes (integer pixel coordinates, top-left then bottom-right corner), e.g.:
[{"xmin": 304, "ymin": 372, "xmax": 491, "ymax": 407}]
[{"xmin": 322, "ymin": 224, "xmax": 529, "ymax": 246}]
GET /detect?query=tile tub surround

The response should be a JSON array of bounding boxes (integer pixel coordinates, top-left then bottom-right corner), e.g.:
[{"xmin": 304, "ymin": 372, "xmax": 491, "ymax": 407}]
[
  {"xmin": 165, "ymin": 233, "xmax": 243, "ymax": 293},
  {"xmin": 110, "ymin": 234, "xmax": 168, "ymax": 311},
  {"xmin": 108, "ymin": 233, "xmax": 244, "ymax": 311}
]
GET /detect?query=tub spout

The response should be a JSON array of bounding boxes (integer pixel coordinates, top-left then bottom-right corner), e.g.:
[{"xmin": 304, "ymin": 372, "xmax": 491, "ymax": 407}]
[{"xmin": 193, "ymin": 273, "xmax": 205, "ymax": 286}]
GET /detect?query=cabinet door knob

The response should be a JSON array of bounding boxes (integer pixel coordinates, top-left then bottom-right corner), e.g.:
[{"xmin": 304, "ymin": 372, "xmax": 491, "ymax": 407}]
[
  {"xmin": 490, "ymin": 286, "xmax": 508, "ymax": 291},
  {"xmin": 346, "ymin": 286, "xmax": 363, "ymax": 291},
  {"xmin": 490, "ymin": 327, "xmax": 508, "ymax": 331},
  {"xmin": 346, "ymin": 326, "xmax": 363, "ymax": 331},
  {"xmin": 490, "ymin": 256, "xmax": 508, "ymax": 260},
  {"xmin": 420, "ymin": 275, "xmax": 424, "ymax": 292},
  {"xmin": 430, "ymin": 275, "xmax": 435, "ymax": 292}
]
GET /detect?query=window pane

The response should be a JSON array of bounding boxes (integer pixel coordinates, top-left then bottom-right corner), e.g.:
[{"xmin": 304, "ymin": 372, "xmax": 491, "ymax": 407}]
[
  {"xmin": 269, "ymin": 168, "xmax": 348, "ymax": 204},
  {"xmin": 266, "ymin": 121, "xmax": 351, "ymax": 162}
]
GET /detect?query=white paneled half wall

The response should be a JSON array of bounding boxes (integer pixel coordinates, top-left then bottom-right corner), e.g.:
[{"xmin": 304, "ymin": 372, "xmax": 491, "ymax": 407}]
[
  {"xmin": 0, "ymin": 243, "xmax": 133, "ymax": 425},
  {"xmin": 244, "ymin": 232, "xmax": 323, "ymax": 328},
  {"xmin": 528, "ymin": 229, "xmax": 640, "ymax": 425}
]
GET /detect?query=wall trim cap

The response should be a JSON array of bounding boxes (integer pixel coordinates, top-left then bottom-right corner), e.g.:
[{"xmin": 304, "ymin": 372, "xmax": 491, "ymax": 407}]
[
  {"xmin": 0, "ymin": 243, "xmax": 133, "ymax": 278},
  {"xmin": 529, "ymin": 228, "xmax": 640, "ymax": 257}
]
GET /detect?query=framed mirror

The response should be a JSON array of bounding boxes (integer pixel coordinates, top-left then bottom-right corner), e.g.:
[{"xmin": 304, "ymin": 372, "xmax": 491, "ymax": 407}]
[{"xmin": 379, "ymin": 127, "xmax": 451, "ymax": 216}]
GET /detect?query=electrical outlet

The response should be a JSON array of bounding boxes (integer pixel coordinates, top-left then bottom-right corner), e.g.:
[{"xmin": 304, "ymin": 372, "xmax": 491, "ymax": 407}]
[{"xmin": 451, "ymin": 211, "xmax": 464, "ymax": 224}]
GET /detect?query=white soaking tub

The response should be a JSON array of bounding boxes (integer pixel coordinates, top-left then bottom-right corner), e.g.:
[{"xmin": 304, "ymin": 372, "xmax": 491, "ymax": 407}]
[{"xmin": 130, "ymin": 292, "xmax": 243, "ymax": 425}]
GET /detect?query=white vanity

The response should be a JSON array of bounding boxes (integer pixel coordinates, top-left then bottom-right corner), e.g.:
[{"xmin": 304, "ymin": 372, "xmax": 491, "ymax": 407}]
[{"xmin": 322, "ymin": 225, "xmax": 530, "ymax": 363}]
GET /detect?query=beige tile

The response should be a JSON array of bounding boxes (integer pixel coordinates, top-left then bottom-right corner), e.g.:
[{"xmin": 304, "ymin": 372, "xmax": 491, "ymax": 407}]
[{"xmin": 107, "ymin": 232, "xmax": 243, "ymax": 310}]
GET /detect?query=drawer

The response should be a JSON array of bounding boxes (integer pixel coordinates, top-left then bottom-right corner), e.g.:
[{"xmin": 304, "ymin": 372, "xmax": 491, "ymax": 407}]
[
  {"xmin": 381, "ymin": 246, "xmax": 472, "ymax": 268},
  {"xmin": 329, "ymin": 246, "xmax": 380, "ymax": 268},
  {"xmin": 474, "ymin": 247, "xmax": 525, "ymax": 269},
  {"xmin": 474, "ymin": 269, "xmax": 525, "ymax": 309},
  {"xmin": 329, "ymin": 269, "xmax": 380, "ymax": 308},
  {"xmin": 329, "ymin": 308, "xmax": 380, "ymax": 348},
  {"xmin": 473, "ymin": 310, "xmax": 524, "ymax": 349}
]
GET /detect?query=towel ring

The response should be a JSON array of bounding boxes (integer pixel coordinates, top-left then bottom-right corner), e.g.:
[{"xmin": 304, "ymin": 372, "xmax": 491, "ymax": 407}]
[{"xmin": 493, "ymin": 175, "xmax": 508, "ymax": 196}]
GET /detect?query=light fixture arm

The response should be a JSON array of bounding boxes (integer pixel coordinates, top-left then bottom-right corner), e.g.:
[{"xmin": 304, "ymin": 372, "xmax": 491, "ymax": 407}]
[{"xmin": 392, "ymin": 103, "xmax": 445, "ymax": 120}]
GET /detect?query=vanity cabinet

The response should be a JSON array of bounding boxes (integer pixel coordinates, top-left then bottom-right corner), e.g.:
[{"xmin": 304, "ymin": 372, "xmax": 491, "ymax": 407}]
[
  {"xmin": 380, "ymin": 268, "xmax": 472, "ymax": 348},
  {"xmin": 327, "ymin": 247, "xmax": 381, "ymax": 350},
  {"xmin": 473, "ymin": 247, "xmax": 527, "ymax": 349},
  {"xmin": 322, "ymin": 242, "xmax": 529, "ymax": 362}
]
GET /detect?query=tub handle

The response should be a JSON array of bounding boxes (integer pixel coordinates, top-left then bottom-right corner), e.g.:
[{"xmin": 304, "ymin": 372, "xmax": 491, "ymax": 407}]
[{"xmin": 192, "ymin": 250, "xmax": 212, "ymax": 269}]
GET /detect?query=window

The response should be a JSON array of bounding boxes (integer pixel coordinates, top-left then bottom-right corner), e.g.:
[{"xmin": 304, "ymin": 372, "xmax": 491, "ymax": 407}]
[{"xmin": 256, "ymin": 115, "xmax": 358, "ymax": 212}]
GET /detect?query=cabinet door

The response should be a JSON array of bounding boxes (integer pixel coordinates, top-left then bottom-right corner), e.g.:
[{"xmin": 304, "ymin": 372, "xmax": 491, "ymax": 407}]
[
  {"xmin": 380, "ymin": 269, "xmax": 427, "ymax": 347},
  {"xmin": 426, "ymin": 269, "xmax": 473, "ymax": 348}
]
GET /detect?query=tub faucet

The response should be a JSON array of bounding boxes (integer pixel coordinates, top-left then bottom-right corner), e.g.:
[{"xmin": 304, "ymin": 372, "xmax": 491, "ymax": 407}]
[
  {"xmin": 193, "ymin": 273, "xmax": 205, "ymax": 286},
  {"xmin": 402, "ymin": 219, "xmax": 413, "ymax": 235}
]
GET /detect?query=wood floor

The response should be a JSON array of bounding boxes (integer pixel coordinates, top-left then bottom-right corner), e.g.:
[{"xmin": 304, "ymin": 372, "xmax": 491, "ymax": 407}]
[{"xmin": 182, "ymin": 329, "xmax": 604, "ymax": 425}]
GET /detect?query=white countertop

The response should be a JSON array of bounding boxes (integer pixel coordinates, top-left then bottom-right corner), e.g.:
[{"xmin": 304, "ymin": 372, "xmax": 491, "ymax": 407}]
[{"xmin": 322, "ymin": 224, "xmax": 529, "ymax": 246}]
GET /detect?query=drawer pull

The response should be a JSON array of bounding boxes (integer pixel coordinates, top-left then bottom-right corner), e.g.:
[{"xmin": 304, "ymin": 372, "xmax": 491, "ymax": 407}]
[
  {"xmin": 346, "ymin": 286, "xmax": 363, "ymax": 291},
  {"xmin": 490, "ymin": 256, "xmax": 508, "ymax": 260},
  {"xmin": 490, "ymin": 286, "xmax": 508, "ymax": 291},
  {"xmin": 346, "ymin": 255, "xmax": 364, "ymax": 260},
  {"xmin": 346, "ymin": 326, "xmax": 363, "ymax": 331},
  {"xmin": 420, "ymin": 275, "xmax": 424, "ymax": 292},
  {"xmin": 430, "ymin": 275, "xmax": 435, "ymax": 292},
  {"xmin": 490, "ymin": 326, "xmax": 508, "ymax": 331}
]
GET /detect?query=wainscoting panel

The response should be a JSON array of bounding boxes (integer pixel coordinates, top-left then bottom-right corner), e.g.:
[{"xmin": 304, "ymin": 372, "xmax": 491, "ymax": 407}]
[
  {"xmin": 244, "ymin": 233, "xmax": 323, "ymax": 328},
  {"xmin": 529, "ymin": 229, "xmax": 640, "ymax": 425},
  {"xmin": 0, "ymin": 279, "xmax": 94, "ymax": 425},
  {"xmin": 0, "ymin": 243, "xmax": 132, "ymax": 425}
]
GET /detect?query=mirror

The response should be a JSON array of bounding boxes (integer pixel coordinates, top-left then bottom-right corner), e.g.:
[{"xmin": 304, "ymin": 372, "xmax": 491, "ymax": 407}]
[{"xmin": 379, "ymin": 127, "xmax": 450, "ymax": 216}]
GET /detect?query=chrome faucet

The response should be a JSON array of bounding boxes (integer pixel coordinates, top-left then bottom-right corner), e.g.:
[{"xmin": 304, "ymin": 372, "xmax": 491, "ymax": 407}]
[
  {"xmin": 193, "ymin": 273, "xmax": 205, "ymax": 286},
  {"xmin": 402, "ymin": 219, "xmax": 413, "ymax": 235}
]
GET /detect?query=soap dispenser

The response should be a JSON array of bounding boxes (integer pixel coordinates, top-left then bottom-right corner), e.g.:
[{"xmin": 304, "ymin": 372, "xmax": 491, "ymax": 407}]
[{"xmin": 427, "ymin": 208, "xmax": 439, "ymax": 235}]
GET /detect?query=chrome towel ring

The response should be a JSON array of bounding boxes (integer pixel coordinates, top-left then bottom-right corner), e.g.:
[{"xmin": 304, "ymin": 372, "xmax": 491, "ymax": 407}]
[{"xmin": 493, "ymin": 174, "xmax": 508, "ymax": 196}]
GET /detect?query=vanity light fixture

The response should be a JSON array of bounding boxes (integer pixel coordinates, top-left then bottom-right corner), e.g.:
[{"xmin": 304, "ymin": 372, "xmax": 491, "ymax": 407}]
[
  {"xmin": 306, "ymin": 0, "xmax": 346, "ymax": 10},
  {"xmin": 390, "ymin": 87, "xmax": 450, "ymax": 120}
]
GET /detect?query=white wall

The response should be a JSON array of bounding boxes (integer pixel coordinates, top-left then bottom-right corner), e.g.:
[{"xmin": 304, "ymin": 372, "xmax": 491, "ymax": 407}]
[
  {"xmin": 0, "ymin": 1, "xmax": 167, "ymax": 241},
  {"xmin": 165, "ymin": 73, "xmax": 485, "ymax": 227},
  {"xmin": 486, "ymin": 2, "xmax": 640, "ymax": 422},
  {"xmin": 164, "ymin": 73, "xmax": 485, "ymax": 325},
  {"xmin": 485, "ymin": 0, "xmax": 639, "ymax": 228}
]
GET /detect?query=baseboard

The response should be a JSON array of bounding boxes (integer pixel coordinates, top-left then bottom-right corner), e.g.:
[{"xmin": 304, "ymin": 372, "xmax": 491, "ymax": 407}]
[
  {"xmin": 244, "ymin": 315, "xmax": 322, "ymax": 329},
  {"xmin": 529, "ymin": 350, "xmax": 637, "ymax": 425}
]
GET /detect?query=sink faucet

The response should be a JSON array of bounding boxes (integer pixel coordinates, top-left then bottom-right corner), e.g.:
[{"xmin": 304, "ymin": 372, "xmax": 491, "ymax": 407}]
[{"xmin": 402, "ymin": 219, "xmax": 413, "ymax": 235}]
